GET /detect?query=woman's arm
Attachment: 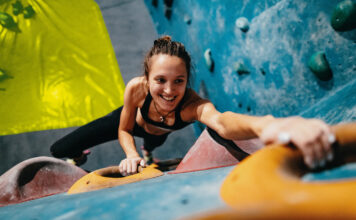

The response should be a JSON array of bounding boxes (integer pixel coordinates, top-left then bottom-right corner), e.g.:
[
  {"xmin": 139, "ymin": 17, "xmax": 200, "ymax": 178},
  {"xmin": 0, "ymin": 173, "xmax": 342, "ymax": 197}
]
[
  {"xmin": 118, "ymin": 78, "xmax": 146, "ymax": 176},
  {"xmin": 188, "ymin": 91, "xmax": 334, "ymax": 169}
]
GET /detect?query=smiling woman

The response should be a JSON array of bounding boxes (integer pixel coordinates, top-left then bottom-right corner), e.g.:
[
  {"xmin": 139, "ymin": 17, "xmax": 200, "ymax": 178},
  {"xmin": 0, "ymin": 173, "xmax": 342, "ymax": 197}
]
[{"xmin": 51, "ymin": 35, "xmax": 336, "ymax": 177}]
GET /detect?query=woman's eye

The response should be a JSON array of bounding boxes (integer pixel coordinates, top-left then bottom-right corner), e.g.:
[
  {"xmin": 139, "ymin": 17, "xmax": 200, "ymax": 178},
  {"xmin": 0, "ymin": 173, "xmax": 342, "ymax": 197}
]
[
  {"xmin": 156, "ymin": 78, "xmax": 165, "ymax": 83},
  {"xmin": 175, "ymin": 79, "xmax": 184, "ymax": 84}
]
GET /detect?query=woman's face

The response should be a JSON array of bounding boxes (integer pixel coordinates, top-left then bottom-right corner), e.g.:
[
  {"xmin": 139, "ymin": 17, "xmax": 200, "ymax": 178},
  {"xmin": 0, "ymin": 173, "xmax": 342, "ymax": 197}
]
[{"xmin": 147, "ymin": 54, "xmax": 188, "ymax": 113}]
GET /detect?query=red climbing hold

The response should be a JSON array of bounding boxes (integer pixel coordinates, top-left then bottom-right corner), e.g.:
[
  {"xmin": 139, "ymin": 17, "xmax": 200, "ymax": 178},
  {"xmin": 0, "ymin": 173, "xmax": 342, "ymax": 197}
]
[
  {"xmin": 0, "ymin": 156, "xmax": 87, "ymax": 207},
  {"xmin": 169, "ymin": 128, "xmax": 262, "ymax": 174}
]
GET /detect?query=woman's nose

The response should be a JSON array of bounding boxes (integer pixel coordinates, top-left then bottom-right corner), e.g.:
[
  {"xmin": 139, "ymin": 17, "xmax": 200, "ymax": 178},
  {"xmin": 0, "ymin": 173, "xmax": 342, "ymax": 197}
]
[{"xmin": 164, "ymin": 83, "xmax": 174, "ymax": 94}]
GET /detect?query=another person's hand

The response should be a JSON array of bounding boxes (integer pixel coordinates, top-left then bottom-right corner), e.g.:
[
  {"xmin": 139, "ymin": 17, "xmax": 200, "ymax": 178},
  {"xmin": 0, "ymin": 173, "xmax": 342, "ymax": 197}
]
[
  {"xmin": 118, "ymin": 156, "xmax": 146, "ymax": 176},
  {"xmin": 260, "ymin": 117, "xmax": 335, "ymax": 169}
]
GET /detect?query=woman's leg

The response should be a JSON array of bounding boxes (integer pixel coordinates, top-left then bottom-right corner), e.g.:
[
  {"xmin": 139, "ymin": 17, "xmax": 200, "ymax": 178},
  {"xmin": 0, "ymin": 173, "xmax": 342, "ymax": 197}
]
[{"xmin": 50, "ymin": 107, "xmax": 123, "ymax": 159}]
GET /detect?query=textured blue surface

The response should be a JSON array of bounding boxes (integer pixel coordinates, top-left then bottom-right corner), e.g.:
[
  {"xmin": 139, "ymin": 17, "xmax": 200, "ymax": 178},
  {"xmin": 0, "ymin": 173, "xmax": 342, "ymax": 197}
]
[
  {"xmin": 0, "ymin": 166, "xmax": 232, "ymax": 220},
  {"xmin": 144, "ymin": 0, "xmax": 356, "ymax": 134}
]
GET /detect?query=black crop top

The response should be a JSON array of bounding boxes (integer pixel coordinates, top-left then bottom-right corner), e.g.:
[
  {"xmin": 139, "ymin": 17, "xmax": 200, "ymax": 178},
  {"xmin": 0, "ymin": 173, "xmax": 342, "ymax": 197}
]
[{"xmin": 140, "ymin": 92, "xmax": 192, "ymax": 131}]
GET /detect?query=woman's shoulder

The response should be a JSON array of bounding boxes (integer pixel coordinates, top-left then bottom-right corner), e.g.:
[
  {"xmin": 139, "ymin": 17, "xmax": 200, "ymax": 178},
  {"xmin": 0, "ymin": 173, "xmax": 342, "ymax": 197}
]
[
  {"xmin": 124, "ymin": 76, "xmax": 148, "ymax": 107},
  {"xmin": 182, "ymin": 88, "xmax": 210, "ymax": 109}
]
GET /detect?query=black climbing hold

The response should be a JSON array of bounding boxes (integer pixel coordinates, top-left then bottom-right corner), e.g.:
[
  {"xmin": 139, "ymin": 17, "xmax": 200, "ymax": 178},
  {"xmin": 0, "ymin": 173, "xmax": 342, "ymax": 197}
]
[
  {"xmin": 331, "ymin": 0, "xmax": 356, "ymax": 31},
  {"xmin": 12, "ymin": 0, "xmax": 23, "ymax": 16},
  {"xmin": 163, "ymin": 0, "xmax": 173, "ymax": 7},
  {"xmin": 0, "ymin": 12, "xmax": 17, "ymax": 29},
  {"xmin": 152, "ymin": 0, "xmax": 158, "ymax": 8},
  {"xmin": 235, "ymin": 17, "xmax": 249, "ymax": 33},
  {"xmin": 247, "ymin": 106, "xmax": 251, "ymax": 112},
  {"xmin": 23, "ymin": 5, "xmax": 35, "ymax": 19},
  {"xmin": 308, "ymin": 52, "xmax": 333, "ymax": 81},
  {"xmin": 234, "ymin": 61, "xmax": 250, "ymax": 75},
  {"xmin": 260, "ymin": 68, "xmax": 266, "ymax": 76},
  {"xmin": 238, "ymin": 103, "xmax": 243, "ymax": 108},
  {"xmin": 165, "ymin": 8, "xmax": 172, "ymax": 19},
  {"xmin": 204, "ymin": 49, "xmax": 214, "ymax": 72},
  {"xmin": 163, "ymin": 0, "xmax": 173, "ymax": 19}
]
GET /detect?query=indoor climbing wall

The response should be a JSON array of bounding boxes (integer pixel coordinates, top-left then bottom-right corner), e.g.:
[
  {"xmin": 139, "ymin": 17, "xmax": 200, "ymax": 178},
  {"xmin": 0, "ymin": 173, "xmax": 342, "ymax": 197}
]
[{"xmin": 144, "ymin": 0, "xmax": 356, "ymax": 134}]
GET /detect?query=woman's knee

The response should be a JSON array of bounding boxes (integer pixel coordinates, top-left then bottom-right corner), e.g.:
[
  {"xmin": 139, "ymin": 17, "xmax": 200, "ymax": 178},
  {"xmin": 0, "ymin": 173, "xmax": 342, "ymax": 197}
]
[{"xmin": 50, "ymin": 139, "xmax": 75, "ymax": 158}]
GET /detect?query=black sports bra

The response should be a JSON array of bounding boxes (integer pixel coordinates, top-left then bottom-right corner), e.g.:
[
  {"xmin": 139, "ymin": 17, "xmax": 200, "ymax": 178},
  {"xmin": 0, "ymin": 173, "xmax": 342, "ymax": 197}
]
[{"xmin": 140, "ymin": 92, "xmax": 192, "ymax": 131}]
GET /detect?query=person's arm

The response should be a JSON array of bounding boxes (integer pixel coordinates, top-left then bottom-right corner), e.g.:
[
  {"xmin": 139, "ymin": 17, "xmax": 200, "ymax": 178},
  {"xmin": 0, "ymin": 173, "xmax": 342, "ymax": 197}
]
[
  {"xmin": 118, "ymin": 78, "xmax": 146, "ymax": 176},
  {"xmin": 188, "ymin": 91, "xmax": 334, "ymax": 169}
]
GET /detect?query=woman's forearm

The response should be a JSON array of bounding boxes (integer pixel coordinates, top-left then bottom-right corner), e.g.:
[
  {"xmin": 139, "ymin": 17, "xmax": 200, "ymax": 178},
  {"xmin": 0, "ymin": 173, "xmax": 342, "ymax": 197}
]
[
  {"xmin": 118, "ymin": 130, "xmax": 140, "ymax": 158},
  {"xmin": 217, "ymin": 112, "xmax": 275, "ymax": 140}
]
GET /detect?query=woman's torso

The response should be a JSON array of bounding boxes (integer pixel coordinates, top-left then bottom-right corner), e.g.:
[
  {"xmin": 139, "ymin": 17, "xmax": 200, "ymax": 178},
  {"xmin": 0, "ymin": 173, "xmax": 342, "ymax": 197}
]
[{"xmin": 133, "ymin": 77, "xmax": 198, "ymax": 136}]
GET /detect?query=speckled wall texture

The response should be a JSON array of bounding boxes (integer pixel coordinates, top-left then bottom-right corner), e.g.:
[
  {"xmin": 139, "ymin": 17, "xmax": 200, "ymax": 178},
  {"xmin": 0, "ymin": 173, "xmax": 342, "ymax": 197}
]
[{"xmin": 144, "ymin": 0, "xmax": 356, "ymax": 133}]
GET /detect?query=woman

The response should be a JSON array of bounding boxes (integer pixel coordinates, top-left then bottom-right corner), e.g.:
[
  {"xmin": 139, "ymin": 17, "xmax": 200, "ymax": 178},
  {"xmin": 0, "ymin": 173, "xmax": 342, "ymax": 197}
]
[{"xmin": 51, "ymin": 36, "xmax": 335, "ymax": 176}]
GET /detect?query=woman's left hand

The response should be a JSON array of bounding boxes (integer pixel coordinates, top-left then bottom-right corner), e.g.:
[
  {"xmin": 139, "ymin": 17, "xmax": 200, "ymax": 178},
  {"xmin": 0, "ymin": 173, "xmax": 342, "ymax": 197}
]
[{"xmin": 260, "ymin": 117, "xmax": 335, "ymax": 169}]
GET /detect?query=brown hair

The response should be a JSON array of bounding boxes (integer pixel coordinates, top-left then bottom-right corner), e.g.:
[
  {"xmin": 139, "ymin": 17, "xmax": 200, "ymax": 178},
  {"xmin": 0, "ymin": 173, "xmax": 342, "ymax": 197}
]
[{"xmin": 144, "ymin": 35, "xmax": 192, "ymax": 85}]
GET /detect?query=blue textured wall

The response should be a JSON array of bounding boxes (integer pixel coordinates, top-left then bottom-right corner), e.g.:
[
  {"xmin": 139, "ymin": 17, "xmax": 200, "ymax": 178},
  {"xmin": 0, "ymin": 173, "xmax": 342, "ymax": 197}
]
[{"xmin": 144, "ymin": 0, "xmax": 356, "ymax": 134}]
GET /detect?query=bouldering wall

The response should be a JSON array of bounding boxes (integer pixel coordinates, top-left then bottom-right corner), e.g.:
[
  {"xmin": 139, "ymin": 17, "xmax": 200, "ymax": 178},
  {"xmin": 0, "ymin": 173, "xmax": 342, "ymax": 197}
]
[{"xmin": 144, "ymin": 0, "xmax": 356, "ymax": 135}]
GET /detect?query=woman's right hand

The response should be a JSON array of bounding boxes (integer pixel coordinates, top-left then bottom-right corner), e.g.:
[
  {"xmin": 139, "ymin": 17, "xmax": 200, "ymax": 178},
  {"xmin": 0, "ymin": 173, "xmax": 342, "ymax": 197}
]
[{"xmin": 118, "ymin": 156, "xmax": 146, "ymax": 176}]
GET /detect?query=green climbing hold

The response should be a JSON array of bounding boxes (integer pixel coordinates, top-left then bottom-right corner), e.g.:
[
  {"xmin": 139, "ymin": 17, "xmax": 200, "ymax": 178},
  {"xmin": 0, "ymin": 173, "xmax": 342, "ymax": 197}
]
[
  {"xmin": 0, "ymin": 12, "xmax": 16, "ymax": 29},
  {"xmin": 331, "ymin": 0, "xmax": 356, "ymax": 31},
  {"xmin": 308, "ymin": 52, "xmax": 333, "ymax": 81},
  {"xmin": 234, "ymin": 61, "xmax": 250, "ymax": 75},
  {"xmin": 12, "ymin": 0, "xmax": 23, "ymax": 16},
  {"xmin": 23, "ymin": 5, "xmax": 35, "ymax": 19}
]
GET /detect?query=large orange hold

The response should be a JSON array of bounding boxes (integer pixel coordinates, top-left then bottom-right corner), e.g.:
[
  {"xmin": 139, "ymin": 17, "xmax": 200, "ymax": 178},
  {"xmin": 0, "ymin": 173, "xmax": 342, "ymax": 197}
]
[{"xmin": 220, "ymin": 123, "xmax": 356, "ymax": 219}]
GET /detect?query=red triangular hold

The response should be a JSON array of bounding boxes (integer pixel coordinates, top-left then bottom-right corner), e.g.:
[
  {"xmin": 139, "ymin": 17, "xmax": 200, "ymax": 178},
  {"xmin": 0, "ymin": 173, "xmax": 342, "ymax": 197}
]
[{"xmin": 169, "ymin": 128, "xmax": 262, "ymax": 174}]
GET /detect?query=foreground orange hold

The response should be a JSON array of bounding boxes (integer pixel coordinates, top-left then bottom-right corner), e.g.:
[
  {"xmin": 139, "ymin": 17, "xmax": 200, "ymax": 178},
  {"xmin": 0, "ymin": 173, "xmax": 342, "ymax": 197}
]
[
  {"xmin": 219, "ymin": 123, "xmax": 356, "ymax": 219},
  {"xmin": 68, "ymin": 164, "xmax": 164, "ymax": 194}
]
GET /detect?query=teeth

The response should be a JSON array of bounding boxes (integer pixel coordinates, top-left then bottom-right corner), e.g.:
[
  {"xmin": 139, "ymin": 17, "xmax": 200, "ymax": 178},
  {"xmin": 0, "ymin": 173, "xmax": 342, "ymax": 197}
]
[{"xmin": 161, "ymin": 95, "xmax": 175, "ymax": 101}]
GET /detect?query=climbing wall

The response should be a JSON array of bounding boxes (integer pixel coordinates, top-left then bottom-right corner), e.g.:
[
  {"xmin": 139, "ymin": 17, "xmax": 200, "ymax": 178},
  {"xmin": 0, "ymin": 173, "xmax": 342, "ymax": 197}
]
[{"xmin": 144, "ymin": 0, "xmax": 356, "ymax": 134}]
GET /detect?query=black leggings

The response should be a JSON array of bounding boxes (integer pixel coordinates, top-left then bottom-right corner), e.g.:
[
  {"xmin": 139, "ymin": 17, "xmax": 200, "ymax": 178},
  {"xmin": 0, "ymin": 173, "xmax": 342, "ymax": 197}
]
[{"xmin": 50, "ymin": 106, "xmax": 169, "ymax": 158}]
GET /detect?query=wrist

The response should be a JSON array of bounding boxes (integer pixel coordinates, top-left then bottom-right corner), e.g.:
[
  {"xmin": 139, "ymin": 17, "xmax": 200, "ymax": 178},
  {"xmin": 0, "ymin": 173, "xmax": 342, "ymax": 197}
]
[
  {"xmin": 254, "ymin": 115, "xmax": 275, "ymax": 137},
  {"xmin": 126, "ymin": 153, "xmax": 140, "ymax": 159}
]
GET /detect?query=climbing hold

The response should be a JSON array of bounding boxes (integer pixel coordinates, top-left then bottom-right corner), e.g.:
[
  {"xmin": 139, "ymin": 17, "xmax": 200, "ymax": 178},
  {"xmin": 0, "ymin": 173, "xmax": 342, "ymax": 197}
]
[
  {"xmin": 331, "ymin": 0, "xmax": 356, "ymax": 31},
  {"xmin": 235, "ymin": 17, "xmax": 249, "ymax": 33},
  {"xmin": 234, "ymin": 61, "xmax": 250, "ymax": 75},
  {"xmin": 308, "ymin": 51, "xmax": 333, "ymax": 81},
  {"xmin": 260, "ymin": 68, "xmax": 266, "ymax": 76},
  {"xmin": 151, "ymin": 0, "xmax": 158, "ymax": 8},
  {"xmin": 163, "ymin": 0, "xmax": 173, "ymax": 19},
  {"xmin": 184, "ymin": 15, "xmax": 192, "ymax": 25},
  {"xmin": 163, "ymin": 0, "xmax": 173, "ymax": 7},
  {"xmin": 23, "ymin": 5, "xmax": 35, "ymax": 19},
  {"xmin": 165, "ymin": 7, "xmax": 172, "ymax": 19},
  {"xmin": 204, "ymin": 49, "xmax": 214, "ymax": 72},
  {"xmin": 0, "ymin": 12, "xmax": 17, "ymax": 29},
  {"xmin": 12, "ymin": 0, "xmax": 23, "ymax": 16}
]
